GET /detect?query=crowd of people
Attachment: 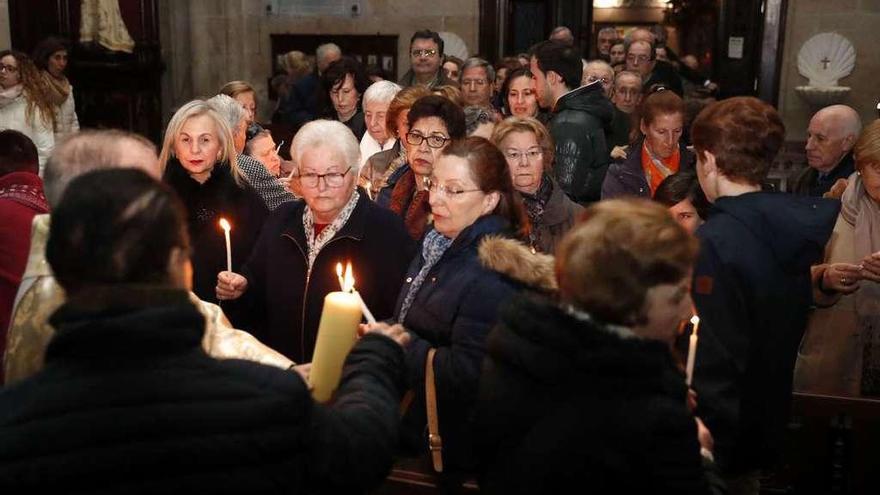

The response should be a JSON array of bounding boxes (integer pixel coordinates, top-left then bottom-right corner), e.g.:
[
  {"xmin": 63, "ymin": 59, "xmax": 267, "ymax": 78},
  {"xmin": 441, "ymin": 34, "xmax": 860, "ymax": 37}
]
[{"xmin": 0, "ymin": 23, "xmax": 876, "ymax": 495}]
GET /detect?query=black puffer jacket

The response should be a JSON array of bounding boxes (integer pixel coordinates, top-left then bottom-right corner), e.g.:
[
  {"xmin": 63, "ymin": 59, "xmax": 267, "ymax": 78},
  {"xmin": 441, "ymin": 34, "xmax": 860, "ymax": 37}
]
[
  {"xmin": 477, "ymin": 293, "xmax": 720, "ymax": 494},
  {"xmin": 0, "ymin": 286, "xmax": 406, "ymax": 494},
  {"xmin": 549, "ymin": 81, "xmax": 614, "ymax": 203}
]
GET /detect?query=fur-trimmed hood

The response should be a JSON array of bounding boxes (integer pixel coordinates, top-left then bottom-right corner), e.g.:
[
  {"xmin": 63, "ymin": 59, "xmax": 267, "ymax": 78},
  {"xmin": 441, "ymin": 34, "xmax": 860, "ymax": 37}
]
[{"xmin": 478, "ymin": 235, "xmax": 557, "ymax": 292}]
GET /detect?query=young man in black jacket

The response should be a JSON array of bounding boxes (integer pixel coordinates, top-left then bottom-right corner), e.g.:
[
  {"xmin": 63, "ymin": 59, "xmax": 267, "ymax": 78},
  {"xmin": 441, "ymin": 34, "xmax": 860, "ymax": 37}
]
[{"xmin": 530, "ymin": 40, "xmax": 613, "ymax": 204}]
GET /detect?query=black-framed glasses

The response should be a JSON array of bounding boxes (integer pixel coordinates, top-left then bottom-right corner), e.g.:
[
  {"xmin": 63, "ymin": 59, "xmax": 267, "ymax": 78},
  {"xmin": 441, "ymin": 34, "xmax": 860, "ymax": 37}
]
[
  {"xmin": 425, "ymin": 177, "xmax": 482, "ymax": 198},
  {"xmin": 406, "ymin": 132, "xmax": 451, "ymax": 149},
  {"xmin": 0, "ymin": 64, "xmax": 18, "ymax": 73},
  {"xmin": 412, "ymin": 49, "xmax": 438, "ymax": 58},
  {"xmin": 299, "ymin": 166, "xmax": 352, "ymax": 188}
]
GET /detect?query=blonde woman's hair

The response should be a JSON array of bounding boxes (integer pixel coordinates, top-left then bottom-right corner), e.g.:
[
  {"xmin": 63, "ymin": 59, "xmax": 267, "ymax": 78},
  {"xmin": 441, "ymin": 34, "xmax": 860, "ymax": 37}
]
[
  {"xmin": 219, "ymin": 80, "xmax": 256, "ymax": 100},
  {"xmin": 491, "ymin": 116, "xmax": 555, "ymax": 171},
  {"xmin": 854, "ymin": 119, "xmax": 880, "ymax": 172},
  {"xmin": 158, "ymin": 99, "xmax": 242, "ymax": 185}
]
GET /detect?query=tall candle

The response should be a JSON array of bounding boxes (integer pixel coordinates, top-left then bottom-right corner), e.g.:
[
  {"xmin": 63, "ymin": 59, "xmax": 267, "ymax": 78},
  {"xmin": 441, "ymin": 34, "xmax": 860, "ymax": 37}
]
[
  {"xmin": 309, "ymin": 291, "xmax": 363, "ymax": 402},
  {"xmin": 343, "ymin": 261, "xmax": 376, "ymax": 324},
  {"xmin": 219, "ymin": 218, "xmax": 232, "ymax": 272},
  {"xmin": 685, "ymin": 315, "xmax": 700, "ymax": 386}
]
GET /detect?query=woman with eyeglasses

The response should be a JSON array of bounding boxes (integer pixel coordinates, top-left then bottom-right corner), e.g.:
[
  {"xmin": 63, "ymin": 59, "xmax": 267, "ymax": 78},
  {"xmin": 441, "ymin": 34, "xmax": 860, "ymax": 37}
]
[
  {"xmin": 319, "ymin": 57, "xmax": 370, "ymax": 141},
  {"xmin": 160, "ymin": 100, "xmax": 268, "ymax": 322},
  {"xmin": 216, "ymin": 120, "xmax": 415, "ymax": 363},
  {"xmin": 602, "ymin": 89, "xmax": 695, "ymax": 199},
  {"xmin": 377, "ymin": 95, "xmax": 466, "ymax": 240},
  {"xmin": 363, "ymin": 137, "xmax": 550, "ymax": 474},
  {"xmin": 492, "ymin": 117, "xmax": 582, "ymax": 254},
  {"xmin": 0, "ymin": 50, "xmax": 55, "ymax": 173}
]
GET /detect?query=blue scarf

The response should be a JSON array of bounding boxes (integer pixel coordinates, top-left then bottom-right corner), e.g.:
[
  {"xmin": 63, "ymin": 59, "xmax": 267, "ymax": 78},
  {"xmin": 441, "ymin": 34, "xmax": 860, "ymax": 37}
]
[{"xmin": 398, "ymin": 228, "xmax": 453, "ymax": 323}]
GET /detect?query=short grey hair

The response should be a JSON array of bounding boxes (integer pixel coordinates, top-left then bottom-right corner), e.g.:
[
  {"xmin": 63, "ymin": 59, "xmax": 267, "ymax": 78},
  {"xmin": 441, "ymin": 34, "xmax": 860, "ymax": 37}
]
[
  {"xmin": 464, "ymin": 106, "xmax": 494, "ymax": 135},
  {"xmin": 460, "ymin": 57, "xmax": 495, "ymax": 84},
  {"xmin": 598, "ymin": 27, "xmax": 617, "ymax": 39},
  {"xmin": 363, "ymin": 80, "xmax": 403, "ymax": 107},
  {"xmin": 316, "ymin": 43, "xmax": 342, "ymax": 64},
  {"xmin": 45, "ymin": 130, "xmax": 158, "ymax": 207},
  {"xmin": 614, "ymin": 70, "xmax": 643, "ymax": 90},
  {"xmin": 207, "ymin": 94, "xmax": 247, "ymax": 133},
  {"xmin": 290, "ymin": 120, "xmax": 361, "ymax": 175}
]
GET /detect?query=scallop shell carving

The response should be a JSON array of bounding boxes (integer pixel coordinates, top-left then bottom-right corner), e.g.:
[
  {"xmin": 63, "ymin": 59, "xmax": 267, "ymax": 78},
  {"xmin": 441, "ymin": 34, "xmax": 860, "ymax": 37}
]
[
  {"xmin": 439, "ymin": 32, "xmax": 469, "ymax": 62},
  {"xmin": 797, "ymin": 32, "xmax": 855, "ymax": 87}
]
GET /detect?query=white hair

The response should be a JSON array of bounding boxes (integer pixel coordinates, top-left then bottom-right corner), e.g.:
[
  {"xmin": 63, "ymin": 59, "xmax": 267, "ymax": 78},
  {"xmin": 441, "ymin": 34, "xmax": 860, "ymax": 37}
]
[
  {"xmin": 363, "ymin": 80, "xmax": 403, "ymax": 107},
  {"xmin": 206, "ymin": 94, "xmax": 247, "ymax": 133},
  {"xmin": 316, "ymin": 43, "xmax": 342, "ymax": 63},
  {"xmin": 291, "ymin": 120, "xmax": 361, "ymax": 175},
  {"xmin": 461, "ymin": 57, "xmax": 495, "ymax": 83}
]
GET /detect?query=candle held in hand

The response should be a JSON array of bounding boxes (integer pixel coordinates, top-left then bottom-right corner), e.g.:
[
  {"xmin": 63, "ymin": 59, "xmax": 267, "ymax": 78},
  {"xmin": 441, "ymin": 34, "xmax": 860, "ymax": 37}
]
[
  {"xmin": 344, "ymin": 262, "xmax": 376, "ymax": 324},
  {"xmin": 219, "ymin": 218, "xmax": 232, "ymax": 272},
  {"xmin": 685, "ymin": 315, "xmax": 700, "ymax": 386},
  {"xmin": 309, "ymin": 291, "xmax": 362, "ymax": 402}
]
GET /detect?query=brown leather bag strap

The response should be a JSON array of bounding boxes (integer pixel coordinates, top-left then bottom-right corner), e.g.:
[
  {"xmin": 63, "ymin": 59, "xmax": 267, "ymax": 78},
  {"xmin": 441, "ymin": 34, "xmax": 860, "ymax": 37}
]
[{"xmin": 425, "ymin": 348, "xmax": 443, "ymax": 473}]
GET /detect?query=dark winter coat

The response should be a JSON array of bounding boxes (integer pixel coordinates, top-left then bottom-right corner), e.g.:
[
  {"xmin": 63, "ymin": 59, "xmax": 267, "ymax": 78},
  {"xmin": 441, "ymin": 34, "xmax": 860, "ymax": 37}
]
[
  {"xmin": 162, "ymin": 159, "xmax": 268, "ymax": 310},
  {"xmin": 549, "ymin": 81, "xmax": 614, "ymax": 203},
  {"xmin": 789, "ymin": 152, "xmax": 855, "ymax": 197},
  {"xmin": 602, "ymin": 137, "xmax": 696, "ymax": 199},
  {"xmin": 644, "ymin": 61, "xmax": 685, "ymax": 96},
  {"xmin": 692, "ymin": 191, "xmax": 838, "ymax": 475},
  {"xmin": 477, "ymin": 293, "xmax": 718, "ymax": 494},
  {"xmin": 241, "ymin": 192, "xmax": 415, "ymax": 363},
  {"xmin": 0, "ymin": 286, "xmax": 406, "ymax": 494},
  {"xmin": 395, "ymin": 216, "xmax": 550, "ymax": 472},
  {"xmin": 524, "ymin": 177, "xmax": 583, "ymax": 255}
]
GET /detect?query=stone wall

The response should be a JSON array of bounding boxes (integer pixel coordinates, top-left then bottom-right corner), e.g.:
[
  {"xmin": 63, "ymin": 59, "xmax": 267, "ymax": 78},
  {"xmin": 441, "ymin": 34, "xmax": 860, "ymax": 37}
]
[
  {"xmin": 777, "ymin": 0, "xmax": 880, "ymax": 140},
  {"xmin": 159, "ymin": 0, "xmax": 479, "ymax": 123}
]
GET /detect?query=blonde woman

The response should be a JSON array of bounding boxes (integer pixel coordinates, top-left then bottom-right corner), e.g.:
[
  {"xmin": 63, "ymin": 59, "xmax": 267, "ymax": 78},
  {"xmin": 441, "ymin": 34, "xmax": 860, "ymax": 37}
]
[
  {"xmin": 492, "ymin": 116, "xmax": 582, "ymax": 253},
  {"xmin": 160, "ymin": 100, "xmax": 268, "ymax": 312},
  {"xmin": 220, "ymin": 80, "xmax": 258, "ymax": 124}
]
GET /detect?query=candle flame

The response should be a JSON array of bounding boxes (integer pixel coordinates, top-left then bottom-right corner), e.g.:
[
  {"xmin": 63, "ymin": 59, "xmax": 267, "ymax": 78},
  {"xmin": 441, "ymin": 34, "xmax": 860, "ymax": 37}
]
[
  {"xmin": 343, "ymin": 262, "xmax": 355, "ymax": 293},
  {"xmin": 690, "ymin": 315, "xmax": 700, "ymax": 336},
  {"xmin": 219, "ymin": 218, "xmax": 231, "ymax": 231},
  {"xmin": 336, "ymin": 263, "xmax": 343, "ymax": 278}
]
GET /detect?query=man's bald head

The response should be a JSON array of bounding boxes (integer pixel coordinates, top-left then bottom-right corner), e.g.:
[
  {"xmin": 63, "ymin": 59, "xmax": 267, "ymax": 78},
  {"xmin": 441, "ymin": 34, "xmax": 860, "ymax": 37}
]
[
  {"xmin": 627, "ymin": 28, "xmax": 656, "ymax": 45},
  {"xmin": 44, "ymin": 130, "xmax": 159, "ymax": 207},
  {"xmin": 805, "ymin": 105, "xmax": 862, "ymax": 173},
  {"xmin": 549, "ymin": 26, "xmax": 575, "ymax": 46}
]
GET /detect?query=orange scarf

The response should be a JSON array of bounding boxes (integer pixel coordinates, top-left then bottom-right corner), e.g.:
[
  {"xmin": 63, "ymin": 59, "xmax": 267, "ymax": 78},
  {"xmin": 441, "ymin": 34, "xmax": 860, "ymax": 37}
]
[{"xmin": 641, "ymin": 142, "xmax": 681, "ymax": 195}]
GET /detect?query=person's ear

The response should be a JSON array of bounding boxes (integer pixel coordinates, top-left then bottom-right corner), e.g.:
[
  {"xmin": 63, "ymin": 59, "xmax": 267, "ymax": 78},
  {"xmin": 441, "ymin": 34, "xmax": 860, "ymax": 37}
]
[
  {"xmin": 481, "ymin": 191, "xmax": 501, "ymax": 215},
  {"xmin": 640, "ymin": 118, "xmax": 648, "ymax": 136},
  {"xmin": 843, "ymin": 133, "xmax": 857, "ymax": 152},
  {"xmin": 701, "ymin": 149, "xmax": 718, "ymax": 176}
]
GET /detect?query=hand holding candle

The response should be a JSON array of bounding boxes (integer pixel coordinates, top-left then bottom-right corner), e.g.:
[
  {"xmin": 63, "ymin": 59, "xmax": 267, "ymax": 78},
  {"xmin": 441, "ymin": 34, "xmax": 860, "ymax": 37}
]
[
  {"xmin": 685, "ymin": 315, "xmax": 700, "ymax": 386},
  {"xmin": 219, "ymin": 218, "xmax": 232, "ymax": 272}
]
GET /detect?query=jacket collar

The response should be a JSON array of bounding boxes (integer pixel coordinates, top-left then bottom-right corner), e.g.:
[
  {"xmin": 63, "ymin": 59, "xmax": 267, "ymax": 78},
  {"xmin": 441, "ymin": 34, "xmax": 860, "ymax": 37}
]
[
  {"xmin": 553, "ymin": 80, "xmax": 602, "ymax": 112},
  {"xmin": 281, "ymin": 190, "xmax": 369, "ymax": 249},
  {"xmin": 447, "ymin": 214, "xmax": 511, "ymax": 254}
]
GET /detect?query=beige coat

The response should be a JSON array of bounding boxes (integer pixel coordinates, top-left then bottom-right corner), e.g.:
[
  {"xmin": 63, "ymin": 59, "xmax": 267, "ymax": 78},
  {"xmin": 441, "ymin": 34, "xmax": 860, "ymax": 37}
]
[
  {"xmin": 793, "ymin": 213, "xmax": 863, "ymax": 396},
  {"xmin": 3, "ymin": 214, "xmax": 293, "ymax": 384}
]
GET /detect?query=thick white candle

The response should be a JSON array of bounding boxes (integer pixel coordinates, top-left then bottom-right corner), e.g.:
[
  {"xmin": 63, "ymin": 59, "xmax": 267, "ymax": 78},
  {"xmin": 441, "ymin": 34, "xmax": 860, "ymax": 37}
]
[
  {"xmin": 219, "ymin": 218, "xmax": 232, "ymax": 272},
  {"xmin": 685, "ymin": 315, "xmax": 700, "ymax": 386},
  {"xmin": 309, "ymin": 291, "xmax": 363, "ymax": 402}
]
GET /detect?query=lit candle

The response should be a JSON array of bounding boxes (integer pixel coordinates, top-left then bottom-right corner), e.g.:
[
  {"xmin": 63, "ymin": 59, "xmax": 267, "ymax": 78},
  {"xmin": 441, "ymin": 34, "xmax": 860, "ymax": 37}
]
[
  {"xmin": 219, "ymin": 218, "xmax": 232, "ymax": 272},
  {"xmin": 336, "ymin": 262, "xmax": 345, "ymax": 291},
  {"xmin": 309, "ymin": 290, "xmax": 362, "ymax": 402},
  {"xmin": 345, "ymin": 262, "xmax": 377, "ymax": 325},
  {"xmin": 685, "ymin": 315, "xmax": 700, "ymax": 386}
]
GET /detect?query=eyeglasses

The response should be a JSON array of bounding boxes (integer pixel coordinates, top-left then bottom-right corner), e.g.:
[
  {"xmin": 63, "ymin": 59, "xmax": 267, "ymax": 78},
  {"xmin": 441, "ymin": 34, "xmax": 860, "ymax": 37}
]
[
  {"xmin": 425, "ymin": 177, "xmax": 482, "ymax": 198},
  {"xmin": 504, "ymin": 148, "xmax": 543, "ymax": 163},
  {"xmin": 626, "ymin": 54, "xmax": 650, "ymax": 63},
  {"xmin": 0, "ymin": 64, "xmax": 19, "ymax": 73},
  {"xmin": 412, "ymin": 49, "xmax": 438, "ymax": 58},
  {"xmin": 586, "ymin": 75, "xmax": 610, "ymax": 85},
  {"xmin": 299, "ymin": 166, "xmax": 351, "ymax": 188},
  {"xmin": 406, "ymin": 132, "xmax": 451, "ymax": 149}
]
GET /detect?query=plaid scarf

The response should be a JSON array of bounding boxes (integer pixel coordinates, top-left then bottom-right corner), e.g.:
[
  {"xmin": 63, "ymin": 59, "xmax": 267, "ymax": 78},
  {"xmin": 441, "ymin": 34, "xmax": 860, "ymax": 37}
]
[{"xmin": 520, "ymin": 175, "xmax": 553, "ymax": 250}]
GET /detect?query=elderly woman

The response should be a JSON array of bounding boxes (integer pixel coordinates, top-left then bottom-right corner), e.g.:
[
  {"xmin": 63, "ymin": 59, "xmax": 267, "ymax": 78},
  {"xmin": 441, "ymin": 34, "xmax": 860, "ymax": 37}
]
[
  {"xmin": 32, "ymin": 36, "xmax": 78, "ymax": 139},
  {"xmin": 795, "ymin": 119, "xmax": 880, "ymax": 397},
  {"xmin": 358, "ymin": 85, "xmax": 431, "ymax": 199},
  {"xmin": 0, "ymin": 50, "xmax": 55, "ymax": 172},
  {"xmin": 220, "ymin": 80, "xmax": 258, "ymax": 124},
  {"xmin": 359, "ymin": 80, "xmax": 402, "ymax": 167},
  {"xmin": 476, "ymin": 199, "xmax": 720, "ymax": 494},
  {"xmin": 208, "ymin": 94, "xmax": 294, "ymax": 210},
  {"xmin": 653, "ymin": 170, "xmax": 711, "ymax": 235},
  {"xmin": 365, "ymin": 137, "xmax": 548, "ymax": 474},
  {"xmin": 602, "ymin": 89, "xmax": 695, "ymax": 199},
  {"xmin": 377, "ymin": 95, "xmax": 466, "ymax": 240},
  {"xmin": 160, "ymin": 99, "xmax": 268, "ymax": 311},
  {"xmin": 217, "ymin": 120, "xmax": 415, "ymax": 363},
  {"xmin": 0, "ymin": 167, "xmax": 409, "ymax": 493},
  {"xmin": 244, "ymin": 127, "xmax": 282, "ymax": 178},
  {"xmin": 320, "ymin": 57, "xmax": 370, "ymax": 141},
  {"xmin": 492, "ymin": 116, "xmax": 582, "ymax": 253}
]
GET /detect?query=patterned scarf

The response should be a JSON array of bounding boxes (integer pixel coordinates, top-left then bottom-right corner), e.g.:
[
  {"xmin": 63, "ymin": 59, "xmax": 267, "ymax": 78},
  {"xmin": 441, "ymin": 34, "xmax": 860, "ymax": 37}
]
[
  {"xmin": 520, "ymin": 174, "xmax": 553, "ymax": 250},
  {"xmin": 0, "ymin": 173, "xmax": 49, "ymax": 212},
  {"xmin": 40, "ymin": 71, "xmax": 71, "ymax": 107},
  {"xmin": 303, "ymin": 190, "xmax": 360, "ymax": 273},
  {"xmin": 641, "ymin": 141, "xmax": 681, "ymax": 195},
  {"xmin": 389, "ymin": 167, "xmax": 431, "ymax": 240},
  {"xmin": 398, "ymin": 228, "xmax": 453, "ymax": 323}
]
